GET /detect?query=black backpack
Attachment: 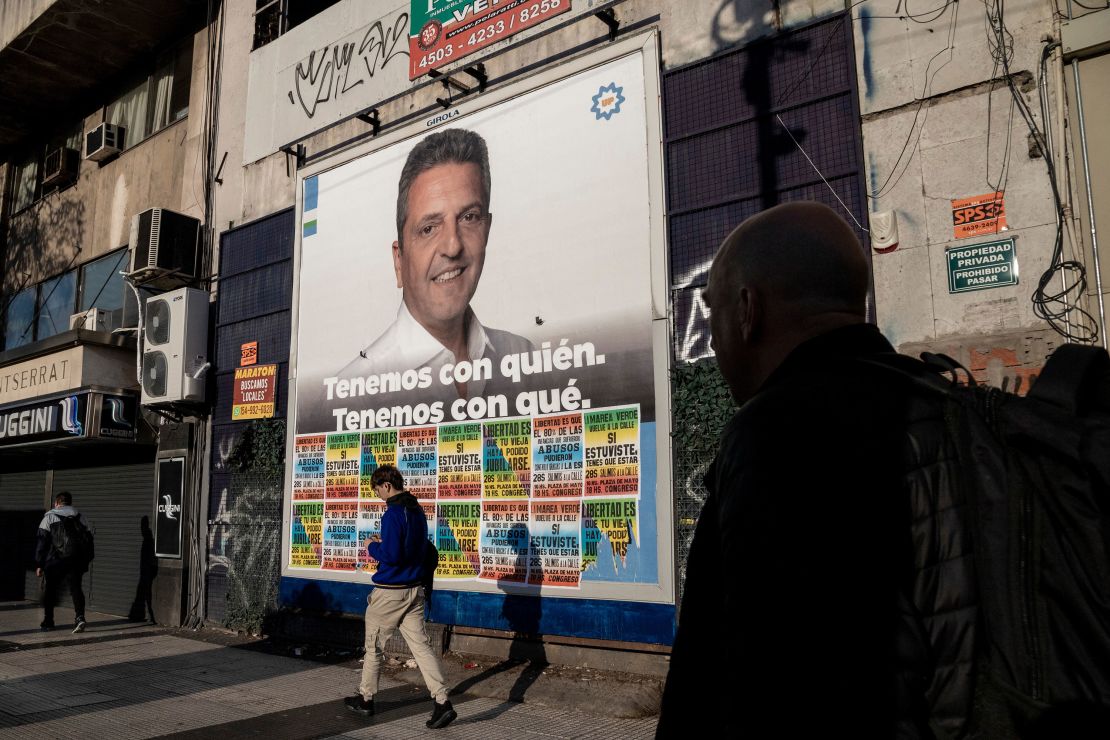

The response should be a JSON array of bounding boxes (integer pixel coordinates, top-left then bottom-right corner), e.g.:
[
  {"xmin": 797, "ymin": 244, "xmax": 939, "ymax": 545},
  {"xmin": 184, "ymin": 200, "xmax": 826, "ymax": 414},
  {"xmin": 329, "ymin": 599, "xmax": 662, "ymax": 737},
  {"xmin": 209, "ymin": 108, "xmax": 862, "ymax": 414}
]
[
  {"xmin": 50, "ymin": 515, "xmax": 95, "ymax": 563},
  {"xmin": 873, "ymin": 344, "xmax": 1110, "ymax": 737},
  {"xmin": 422, "ymin": 540, "xmax": 439, "ymax": 605}
]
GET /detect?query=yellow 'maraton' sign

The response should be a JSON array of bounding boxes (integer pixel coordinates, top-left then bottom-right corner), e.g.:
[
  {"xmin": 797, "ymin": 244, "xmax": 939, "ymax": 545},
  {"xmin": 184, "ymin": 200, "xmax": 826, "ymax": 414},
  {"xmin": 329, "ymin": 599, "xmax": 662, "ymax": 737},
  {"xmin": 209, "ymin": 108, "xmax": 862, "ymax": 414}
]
[{"xmin": 232, "ymin": 363, "xmax": 277, "ymax": 419}]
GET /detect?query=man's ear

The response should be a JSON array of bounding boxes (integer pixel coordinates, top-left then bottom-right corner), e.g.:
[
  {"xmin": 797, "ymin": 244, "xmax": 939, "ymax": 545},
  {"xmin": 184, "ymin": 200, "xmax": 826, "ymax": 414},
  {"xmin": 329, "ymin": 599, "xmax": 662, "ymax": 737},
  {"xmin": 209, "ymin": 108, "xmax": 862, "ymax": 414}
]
[
  {"xmin": 392, "ymin": 240, "xmax": 403, "ymax": 289},
  {"xmin": 736, "ymin": 285, "xmax": 760, "ymax": 344}
]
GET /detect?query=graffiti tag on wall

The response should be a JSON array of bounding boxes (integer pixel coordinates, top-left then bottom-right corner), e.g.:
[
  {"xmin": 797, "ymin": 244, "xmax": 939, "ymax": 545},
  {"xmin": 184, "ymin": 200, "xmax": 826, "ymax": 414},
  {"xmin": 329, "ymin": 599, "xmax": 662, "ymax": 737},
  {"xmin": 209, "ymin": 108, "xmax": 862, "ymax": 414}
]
[
  {"xmin": 288, "ymin": 13, "xmax": 409, "ymax": 120},
  {"xmin": 244, "ymin": 3, "xmax": 413, "ymax": 162},
  {"xmin": 900, "ymin": 331, "xmax": 1058, "ymax": 397}
]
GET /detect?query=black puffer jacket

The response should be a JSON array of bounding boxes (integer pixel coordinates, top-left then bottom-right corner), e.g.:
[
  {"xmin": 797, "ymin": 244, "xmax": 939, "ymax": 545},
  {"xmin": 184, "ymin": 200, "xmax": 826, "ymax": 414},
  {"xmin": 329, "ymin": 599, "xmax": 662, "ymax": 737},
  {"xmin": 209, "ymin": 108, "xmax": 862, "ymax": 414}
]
[{"xmin": 658, "ymin": 324, "xmax": 976, "ymax": 738}]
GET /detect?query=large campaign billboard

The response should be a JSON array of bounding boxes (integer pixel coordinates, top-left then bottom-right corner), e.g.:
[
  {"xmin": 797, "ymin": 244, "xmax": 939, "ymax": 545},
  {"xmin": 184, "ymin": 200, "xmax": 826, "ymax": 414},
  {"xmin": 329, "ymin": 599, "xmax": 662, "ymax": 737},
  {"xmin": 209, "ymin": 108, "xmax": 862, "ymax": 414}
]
[{"xmin": 284, "ymin": 34, "xmax": 671, "ymax": 603}]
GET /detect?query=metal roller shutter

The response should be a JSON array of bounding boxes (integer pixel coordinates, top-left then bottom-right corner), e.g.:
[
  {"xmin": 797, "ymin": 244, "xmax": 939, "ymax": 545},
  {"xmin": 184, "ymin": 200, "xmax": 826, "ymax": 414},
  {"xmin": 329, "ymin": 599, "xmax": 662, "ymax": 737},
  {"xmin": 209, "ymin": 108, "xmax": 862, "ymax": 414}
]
[
  {"xmin": 0, "ymin": 471, "xmax": 48, "ymax": 599},
  {"xmin": 0, "ymin": 471, "xmax": 48, "ymax": 510},
  {"xmin": 52, "ymin": 464, "xmax": 155, "ymax": 617}
]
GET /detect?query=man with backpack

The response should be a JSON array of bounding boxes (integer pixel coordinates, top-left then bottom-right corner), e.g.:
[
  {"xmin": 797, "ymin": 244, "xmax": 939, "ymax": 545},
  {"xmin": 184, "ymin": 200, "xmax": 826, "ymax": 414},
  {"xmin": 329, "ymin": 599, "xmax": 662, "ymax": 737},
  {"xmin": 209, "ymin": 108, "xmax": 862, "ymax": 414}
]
[
  {"xmin": 344, "ymin": 464, "xmax": 456, "ymax": 729},
  {"xmin": 35, "ymin": 491, "xmax": 94, "ymax": 633},
  {"xmin": 657, "ymin": 202, "xmax": 1110, "ymax": 737}
]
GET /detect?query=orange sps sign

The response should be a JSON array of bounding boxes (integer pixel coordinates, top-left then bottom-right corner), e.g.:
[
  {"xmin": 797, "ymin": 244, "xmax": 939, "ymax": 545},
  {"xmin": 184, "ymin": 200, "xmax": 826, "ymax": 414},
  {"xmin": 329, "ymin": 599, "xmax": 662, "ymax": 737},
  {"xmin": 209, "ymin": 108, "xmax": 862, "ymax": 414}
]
[{"xmin": 951, "ymin": 192, "xmax": 1007, "ymax": 239}]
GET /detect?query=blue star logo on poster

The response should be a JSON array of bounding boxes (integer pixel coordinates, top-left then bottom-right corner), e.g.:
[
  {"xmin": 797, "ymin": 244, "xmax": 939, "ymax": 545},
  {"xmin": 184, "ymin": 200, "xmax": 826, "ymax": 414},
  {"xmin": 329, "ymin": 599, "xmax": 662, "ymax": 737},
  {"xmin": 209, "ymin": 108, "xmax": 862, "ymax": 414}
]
[{"xmin": 590, "ymin": 82, "xmax": 625, "ymax": 120}]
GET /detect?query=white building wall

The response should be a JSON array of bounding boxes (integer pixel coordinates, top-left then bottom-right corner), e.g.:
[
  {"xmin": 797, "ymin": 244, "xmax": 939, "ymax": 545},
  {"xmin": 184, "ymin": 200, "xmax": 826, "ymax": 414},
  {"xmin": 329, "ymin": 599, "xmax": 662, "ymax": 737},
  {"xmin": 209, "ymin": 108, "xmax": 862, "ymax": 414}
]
[{"xmin": 855, "ymin": 0, "xmax": 1092, "ymax": 382}]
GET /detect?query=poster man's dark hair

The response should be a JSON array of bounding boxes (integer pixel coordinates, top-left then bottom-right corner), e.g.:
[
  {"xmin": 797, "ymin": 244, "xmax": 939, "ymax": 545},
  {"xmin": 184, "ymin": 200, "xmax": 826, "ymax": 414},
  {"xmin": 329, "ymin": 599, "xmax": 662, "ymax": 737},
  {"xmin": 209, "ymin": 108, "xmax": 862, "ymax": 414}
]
[{"xmin": 395, "ymin": 128, "xmax": 492, "ymax": 244}]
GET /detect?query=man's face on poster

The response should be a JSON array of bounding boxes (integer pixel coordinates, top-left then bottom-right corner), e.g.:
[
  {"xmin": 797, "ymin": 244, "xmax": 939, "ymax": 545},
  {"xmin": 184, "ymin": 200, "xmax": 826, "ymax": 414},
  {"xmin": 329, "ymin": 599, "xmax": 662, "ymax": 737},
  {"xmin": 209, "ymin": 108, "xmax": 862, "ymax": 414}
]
[{"xmin": 393, "ymin": 161, "xmax": 492, "ymax": 331}]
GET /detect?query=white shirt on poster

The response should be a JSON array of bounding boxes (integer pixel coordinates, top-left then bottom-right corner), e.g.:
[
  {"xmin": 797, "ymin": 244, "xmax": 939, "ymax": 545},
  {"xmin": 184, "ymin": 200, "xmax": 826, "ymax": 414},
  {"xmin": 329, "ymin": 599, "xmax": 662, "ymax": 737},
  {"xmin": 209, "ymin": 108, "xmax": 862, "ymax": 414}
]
[{"xmin": 338, "ymin": 302, "xmax": 532, "ymax": 399}]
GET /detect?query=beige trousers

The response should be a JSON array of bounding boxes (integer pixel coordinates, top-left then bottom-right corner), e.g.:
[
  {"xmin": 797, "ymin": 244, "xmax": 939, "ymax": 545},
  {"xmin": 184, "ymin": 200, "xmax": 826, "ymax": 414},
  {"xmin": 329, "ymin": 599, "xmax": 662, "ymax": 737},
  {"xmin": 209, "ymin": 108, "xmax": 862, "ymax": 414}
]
[{"xmin": 359, "ymin": 586, "xmax": 449, "ymax": 703}]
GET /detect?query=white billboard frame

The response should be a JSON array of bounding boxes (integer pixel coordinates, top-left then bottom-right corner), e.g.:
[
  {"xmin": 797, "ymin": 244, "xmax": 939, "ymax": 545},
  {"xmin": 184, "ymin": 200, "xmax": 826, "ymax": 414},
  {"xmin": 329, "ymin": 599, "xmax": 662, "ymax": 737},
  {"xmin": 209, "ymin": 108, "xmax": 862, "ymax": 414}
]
[{"xmin": 282, "ymin": 31, "xmax": 673, "ymax": 605}]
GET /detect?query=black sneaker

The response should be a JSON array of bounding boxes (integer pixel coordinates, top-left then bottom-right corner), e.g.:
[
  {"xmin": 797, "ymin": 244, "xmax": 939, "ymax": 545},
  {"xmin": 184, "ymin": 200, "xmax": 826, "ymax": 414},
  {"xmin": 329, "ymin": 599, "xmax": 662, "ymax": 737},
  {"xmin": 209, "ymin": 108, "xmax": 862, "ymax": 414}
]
[
  {"xmin": 344, "ymin": 694, "xmax": 374, "ymax": 716},
  {"xmin": 72, "ymin": 619, "xmax": 86, "ymax": 634},
  {"xmin": 426, "ymin": 700, "xmax": 457, "ymax": 729},
  {"xmin": 40, "ymin": 624, "xmax": 54, "ymax": 632}
]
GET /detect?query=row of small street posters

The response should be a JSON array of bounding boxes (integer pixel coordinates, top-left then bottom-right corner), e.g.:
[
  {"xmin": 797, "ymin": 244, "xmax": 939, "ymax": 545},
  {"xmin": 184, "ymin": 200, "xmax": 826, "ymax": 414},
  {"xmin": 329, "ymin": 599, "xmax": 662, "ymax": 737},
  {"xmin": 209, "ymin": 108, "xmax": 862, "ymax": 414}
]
[
  {"xmin": 289, "ymin": 50, "xmax": 663, "ymax": 593},
  {"xmin": 290, "ymin": 407, "xmax": 640, "ymax": 587}
]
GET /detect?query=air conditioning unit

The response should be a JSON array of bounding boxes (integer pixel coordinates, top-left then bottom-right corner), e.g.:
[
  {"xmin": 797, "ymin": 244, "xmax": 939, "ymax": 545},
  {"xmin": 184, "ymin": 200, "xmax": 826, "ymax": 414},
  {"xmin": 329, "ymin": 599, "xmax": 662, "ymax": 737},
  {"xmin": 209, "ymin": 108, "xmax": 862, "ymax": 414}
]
[
  {"xmin": 43, "ymin": 147, "xmax": 79, "ymax": 188},
  {"xmin": 141, "ymin": 287, "xmax": 209, "ymax": 406},
  {"xmin": 69, "ymin": 308, "xmax": 110, "ymax": 332},
  {"xmin": 85, "ymin": 122, "xmax": 125, "ymax": 162},
  {"xmin": 129, "ymin": 208, "xmax": 201, "ymax": 289}
]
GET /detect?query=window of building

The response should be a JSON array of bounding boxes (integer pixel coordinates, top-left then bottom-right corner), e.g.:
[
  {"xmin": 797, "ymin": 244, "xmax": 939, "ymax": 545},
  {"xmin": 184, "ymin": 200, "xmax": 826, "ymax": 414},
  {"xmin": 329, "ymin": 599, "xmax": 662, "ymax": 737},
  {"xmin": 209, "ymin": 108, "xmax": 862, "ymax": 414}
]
[
  {"xmin": 0, "ymin": 247, "xmax": 130, "ymax": 351},
  {"xmin": 36, "ymin": 271, "xmax": 77, "ymax": 341},
  {"xmin": 253, "ymin": 0, "xmax": 343, "ymax": 50},
  {"xmin": 3, "ymin": 285, "xmax": 37, "ymax": 351},
  {"xmin": 7, "ymin": 125, "xmax": 82, "ymax": 214},
  {"xmin": 10, "ymin": 151, "xmax": 39, "ymax": 213},
  {"xmin": 105, "ymin": 40, "xmax": 192, "ymax": 150},
  {"xmin": 79, "ymin": 248, "xmax": 129, "ymax": 327}
]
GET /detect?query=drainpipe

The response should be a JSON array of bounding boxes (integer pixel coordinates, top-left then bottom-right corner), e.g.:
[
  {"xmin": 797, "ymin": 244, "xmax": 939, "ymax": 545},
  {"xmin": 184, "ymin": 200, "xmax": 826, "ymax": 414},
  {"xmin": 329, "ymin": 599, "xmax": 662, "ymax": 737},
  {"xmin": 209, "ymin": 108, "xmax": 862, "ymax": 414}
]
[
  {"xmin": 1041, "ymin": 37, "xmax": 1070, "ymax": 336},
  {"xmin": 1070, "ymin": 65, "xmax": 1107, "ymax": 347}
]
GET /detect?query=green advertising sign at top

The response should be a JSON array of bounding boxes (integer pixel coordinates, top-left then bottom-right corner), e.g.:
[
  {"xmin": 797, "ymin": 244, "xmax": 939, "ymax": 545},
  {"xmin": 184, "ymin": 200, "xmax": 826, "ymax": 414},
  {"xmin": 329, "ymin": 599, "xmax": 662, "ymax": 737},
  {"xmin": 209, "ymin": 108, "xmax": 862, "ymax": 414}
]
[
  {"xmin": 409, "ymin": 0, "xmax": 572, "ymax": 80},
  {"xmin": 946, "ymin": 237, "xmax": 1018, "ymax": 293}
]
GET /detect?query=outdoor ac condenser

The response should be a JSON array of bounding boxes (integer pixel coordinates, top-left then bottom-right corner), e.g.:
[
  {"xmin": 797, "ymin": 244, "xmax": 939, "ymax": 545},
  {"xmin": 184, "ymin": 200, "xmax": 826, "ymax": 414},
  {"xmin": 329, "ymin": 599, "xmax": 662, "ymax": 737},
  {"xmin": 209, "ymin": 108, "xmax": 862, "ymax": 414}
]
[
  {"xmin": 140, "ymin": 287, "xmax": 209, "ymax": 406},
  {"xmin": 69, "ymin": 308, "xmax": 110, "ymax": 332},
  {"xmin": 129, "ymin": 207, "xmax": 201, "ymax": 289}
]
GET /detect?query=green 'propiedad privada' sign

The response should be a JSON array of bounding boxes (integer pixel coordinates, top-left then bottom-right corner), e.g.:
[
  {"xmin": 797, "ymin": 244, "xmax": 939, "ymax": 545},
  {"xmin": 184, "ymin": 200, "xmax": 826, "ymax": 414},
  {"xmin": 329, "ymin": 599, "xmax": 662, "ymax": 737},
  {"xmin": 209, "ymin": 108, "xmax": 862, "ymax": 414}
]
[{"xmin": 946, "ymin": 237, "xmax": 1018, "ymax": 293}]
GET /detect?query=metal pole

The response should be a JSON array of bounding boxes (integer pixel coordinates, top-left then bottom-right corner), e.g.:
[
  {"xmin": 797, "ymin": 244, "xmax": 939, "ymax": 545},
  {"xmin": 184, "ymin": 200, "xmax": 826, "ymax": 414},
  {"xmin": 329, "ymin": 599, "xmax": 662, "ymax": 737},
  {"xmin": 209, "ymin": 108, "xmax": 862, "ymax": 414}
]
[
  {"xmin": 1071, "ymin": 61, "xmax": 1108, "ymax": 347},
  {"xmin": 1040, "ymin": 42, "xmax": 1070, "ymax": 336}
]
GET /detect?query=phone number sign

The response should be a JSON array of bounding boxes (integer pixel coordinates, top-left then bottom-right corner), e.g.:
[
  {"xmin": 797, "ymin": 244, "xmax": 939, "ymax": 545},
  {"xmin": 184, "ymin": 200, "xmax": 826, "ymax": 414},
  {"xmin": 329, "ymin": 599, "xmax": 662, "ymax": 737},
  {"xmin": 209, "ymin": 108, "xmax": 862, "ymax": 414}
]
[
  {"xmin": 951, "ymin": 191, "xmax": 1006, "ymax": 240},
  {"xmin": 409, "ymin": 0, "xmax": 571, "ymax": 80},
  {"xmin": 232, "ymin": 364, "xmax": 278, "ymax": 420}
]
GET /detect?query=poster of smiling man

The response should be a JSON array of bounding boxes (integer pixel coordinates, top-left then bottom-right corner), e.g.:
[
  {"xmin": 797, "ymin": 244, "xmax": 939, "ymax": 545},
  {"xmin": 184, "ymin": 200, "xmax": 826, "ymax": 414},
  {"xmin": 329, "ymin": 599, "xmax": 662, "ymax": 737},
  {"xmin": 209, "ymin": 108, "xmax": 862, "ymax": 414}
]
[{"xmin": 286, "ymin": 36, "xmax": 671, "ymax": 602}]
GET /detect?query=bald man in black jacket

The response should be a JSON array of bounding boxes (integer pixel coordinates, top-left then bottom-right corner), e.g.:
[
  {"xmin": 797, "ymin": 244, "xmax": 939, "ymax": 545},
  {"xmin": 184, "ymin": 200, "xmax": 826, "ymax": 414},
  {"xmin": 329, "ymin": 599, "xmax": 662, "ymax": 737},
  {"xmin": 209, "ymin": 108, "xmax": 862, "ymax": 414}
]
[{"xmin": 657, "ymin": 203, "xmax": 975, "ymax": 738}]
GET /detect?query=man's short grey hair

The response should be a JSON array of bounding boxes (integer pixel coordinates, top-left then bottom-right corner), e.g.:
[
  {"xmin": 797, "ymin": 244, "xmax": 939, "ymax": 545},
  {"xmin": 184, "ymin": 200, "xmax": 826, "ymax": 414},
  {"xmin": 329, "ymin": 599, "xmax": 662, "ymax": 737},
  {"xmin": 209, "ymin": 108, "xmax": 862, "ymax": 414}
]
[{"xmin": 395, "ymin": 128, "xmax": 492, "ymax": 244}]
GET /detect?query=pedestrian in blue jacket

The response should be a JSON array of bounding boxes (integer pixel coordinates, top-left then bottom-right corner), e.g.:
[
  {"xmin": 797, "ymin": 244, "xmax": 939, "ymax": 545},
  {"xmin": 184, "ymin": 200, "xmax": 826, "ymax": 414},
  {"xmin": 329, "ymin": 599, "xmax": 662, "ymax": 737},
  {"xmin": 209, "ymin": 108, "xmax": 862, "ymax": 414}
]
[{"xmin": 345, "ymin": 465, "xmax": 456, "ymax": 729}]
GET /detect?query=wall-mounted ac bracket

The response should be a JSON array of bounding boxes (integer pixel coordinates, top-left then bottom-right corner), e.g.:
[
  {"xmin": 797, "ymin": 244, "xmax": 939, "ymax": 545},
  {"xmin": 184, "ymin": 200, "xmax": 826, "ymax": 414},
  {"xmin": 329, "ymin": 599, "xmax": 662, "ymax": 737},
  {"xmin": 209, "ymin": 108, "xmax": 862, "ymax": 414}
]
[{"xmin": 125, "ymin": 266, "xmax": 194, "ymax": 290}]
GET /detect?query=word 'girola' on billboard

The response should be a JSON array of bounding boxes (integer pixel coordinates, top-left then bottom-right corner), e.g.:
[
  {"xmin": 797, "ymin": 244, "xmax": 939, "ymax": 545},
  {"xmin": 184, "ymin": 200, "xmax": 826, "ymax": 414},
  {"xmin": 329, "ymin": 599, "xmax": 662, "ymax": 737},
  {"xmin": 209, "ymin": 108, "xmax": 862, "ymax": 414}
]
[{"xmin": 289, "ymin": 49, "xmax": 661, "ymax": 595}]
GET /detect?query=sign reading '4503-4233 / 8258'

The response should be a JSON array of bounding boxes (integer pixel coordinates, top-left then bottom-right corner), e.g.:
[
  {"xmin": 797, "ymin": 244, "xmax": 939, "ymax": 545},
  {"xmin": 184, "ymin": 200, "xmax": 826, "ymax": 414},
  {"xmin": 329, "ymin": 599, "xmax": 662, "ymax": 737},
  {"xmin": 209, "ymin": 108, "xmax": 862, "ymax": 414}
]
[{"xmin": 409, "ymin": 0, "xmax": 571, "ymax": 79}]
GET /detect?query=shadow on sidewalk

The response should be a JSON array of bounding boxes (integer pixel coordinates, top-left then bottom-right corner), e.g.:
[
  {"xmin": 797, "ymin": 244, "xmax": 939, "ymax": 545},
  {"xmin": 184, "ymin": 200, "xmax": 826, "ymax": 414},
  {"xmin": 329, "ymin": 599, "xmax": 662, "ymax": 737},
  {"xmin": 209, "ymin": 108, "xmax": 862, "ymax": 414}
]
[
  {"xmin": 0, "ymin": 617, "xmax": 138, "ymax": 639},
  {"xmin": 0, "ymin": 631, "xmax": 342, "ymax": 729},
  {"xmin": 448, "ymin": 547, "xmax": 547, "ymax": 720},
  {"xmin": 149, "ymin": 684, "xmax": 480, "ymax": 739}
]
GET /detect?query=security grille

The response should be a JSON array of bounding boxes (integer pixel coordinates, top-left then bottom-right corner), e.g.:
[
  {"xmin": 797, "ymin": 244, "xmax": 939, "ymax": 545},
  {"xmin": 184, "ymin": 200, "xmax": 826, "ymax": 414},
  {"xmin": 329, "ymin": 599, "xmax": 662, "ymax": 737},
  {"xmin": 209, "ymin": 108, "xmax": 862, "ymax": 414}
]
[
  {"xmin": 207, "ymin": 209, "xmax": 294, "ymax": 628},
  {"xmin": 52, "ymin": 464, "xmax": 156, "ymax": 618}
]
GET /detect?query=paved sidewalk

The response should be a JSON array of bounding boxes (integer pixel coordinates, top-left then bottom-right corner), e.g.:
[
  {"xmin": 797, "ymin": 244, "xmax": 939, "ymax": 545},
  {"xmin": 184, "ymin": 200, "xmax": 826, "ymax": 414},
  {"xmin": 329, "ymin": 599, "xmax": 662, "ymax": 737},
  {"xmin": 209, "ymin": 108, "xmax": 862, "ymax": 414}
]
[{"xmin": 0, "ymin": 602, "xmax": 659, "ymax": 739}]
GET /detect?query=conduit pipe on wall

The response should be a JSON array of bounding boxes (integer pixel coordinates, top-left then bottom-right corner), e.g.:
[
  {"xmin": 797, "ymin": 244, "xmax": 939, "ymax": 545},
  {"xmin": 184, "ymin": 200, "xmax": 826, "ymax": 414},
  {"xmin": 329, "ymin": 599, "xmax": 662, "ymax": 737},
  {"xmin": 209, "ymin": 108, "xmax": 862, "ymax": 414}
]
[
  {"xmin": 1040, "ymin": 39, "xmax": 1071, "ymax": 336},
  {"xmin": 1070, "ymin": 62, "xmax": 1108, "ymax": 347}
]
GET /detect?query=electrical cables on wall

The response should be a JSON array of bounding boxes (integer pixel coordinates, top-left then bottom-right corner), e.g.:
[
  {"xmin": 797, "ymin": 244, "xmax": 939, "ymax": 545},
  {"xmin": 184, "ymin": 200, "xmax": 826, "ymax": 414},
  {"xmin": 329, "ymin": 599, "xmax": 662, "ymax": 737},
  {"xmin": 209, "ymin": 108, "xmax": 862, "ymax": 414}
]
[
  {"xmin": 868, "ymin": 0, "xmax": 960, "ymax": 201},
  {"xmin": 984, "ymin": 0, "xmax": 1099, "ymax": 342},
  {"xmin": 776, "ymin": 0, "xmax": 1100, "ymax": 342}
]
